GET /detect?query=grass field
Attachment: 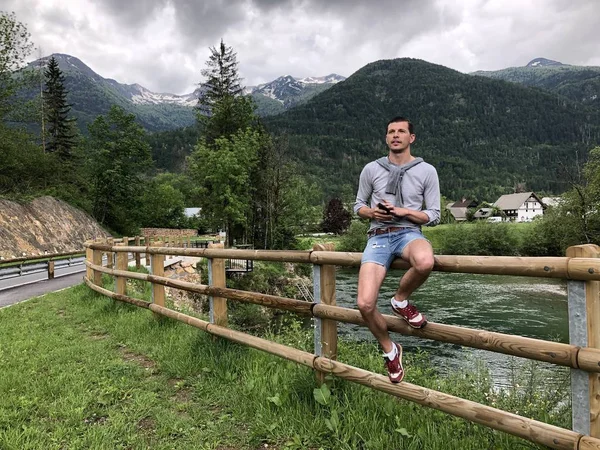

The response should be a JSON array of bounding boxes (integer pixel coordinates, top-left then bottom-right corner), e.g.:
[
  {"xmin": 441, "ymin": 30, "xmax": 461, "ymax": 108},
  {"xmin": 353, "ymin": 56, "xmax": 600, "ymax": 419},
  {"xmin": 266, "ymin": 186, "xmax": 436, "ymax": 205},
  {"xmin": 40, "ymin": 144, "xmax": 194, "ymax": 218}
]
[{"xmin": 0, "ymin": 276, "xmax": 570, "ymax": 449}]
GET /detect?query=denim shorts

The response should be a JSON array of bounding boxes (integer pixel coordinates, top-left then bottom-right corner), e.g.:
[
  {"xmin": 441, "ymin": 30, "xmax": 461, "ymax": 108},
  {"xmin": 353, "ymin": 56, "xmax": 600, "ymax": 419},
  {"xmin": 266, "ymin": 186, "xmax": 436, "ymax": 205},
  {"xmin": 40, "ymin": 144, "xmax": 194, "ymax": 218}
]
[{"xmin": 361, "ymin": 228, "xmax": 428, "ymax": 269}]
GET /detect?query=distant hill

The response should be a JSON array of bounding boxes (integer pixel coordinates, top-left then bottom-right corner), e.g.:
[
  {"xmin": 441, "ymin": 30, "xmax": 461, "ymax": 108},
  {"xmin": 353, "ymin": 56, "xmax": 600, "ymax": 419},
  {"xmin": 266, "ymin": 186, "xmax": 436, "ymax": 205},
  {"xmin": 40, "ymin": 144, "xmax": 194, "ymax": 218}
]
[
  {"xmin": 264, "ymin": 58, "xmax": 600, "ymax": 201},
  {"xmin": 472, "ymin": 58, "xmax": 600, "ymax": 108}
]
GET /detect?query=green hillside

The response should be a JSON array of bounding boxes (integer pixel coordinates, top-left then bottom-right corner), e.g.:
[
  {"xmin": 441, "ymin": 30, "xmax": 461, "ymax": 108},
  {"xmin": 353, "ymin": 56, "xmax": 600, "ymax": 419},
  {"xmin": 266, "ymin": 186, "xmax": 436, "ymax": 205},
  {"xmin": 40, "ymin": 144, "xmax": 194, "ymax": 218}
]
[
  {"xmin": 20, "ymin": 55, "xmax": 196, "ymax": 133},
  {"xmin": 53, "ymin": 71, "xmax": 196, "ymax": 132},
  {"xmin": 264, "ymin": 58, "xmax": 600, "ymax": 201}
]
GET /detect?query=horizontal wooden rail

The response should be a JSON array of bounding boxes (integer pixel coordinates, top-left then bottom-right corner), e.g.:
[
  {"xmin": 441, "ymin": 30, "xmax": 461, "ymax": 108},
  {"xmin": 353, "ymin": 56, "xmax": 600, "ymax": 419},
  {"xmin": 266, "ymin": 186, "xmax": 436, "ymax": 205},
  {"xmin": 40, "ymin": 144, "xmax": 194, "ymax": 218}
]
[
  {"xmin": 86, "ymin": 262, "xmax": 600, "ymax": 373},
  {"xmin": 83, "ymin": 276, "xmax": 600, "ymax": 450},
  {"xmin": 84, "ymin": 243, "xmax": 600, "ymax": 281}
]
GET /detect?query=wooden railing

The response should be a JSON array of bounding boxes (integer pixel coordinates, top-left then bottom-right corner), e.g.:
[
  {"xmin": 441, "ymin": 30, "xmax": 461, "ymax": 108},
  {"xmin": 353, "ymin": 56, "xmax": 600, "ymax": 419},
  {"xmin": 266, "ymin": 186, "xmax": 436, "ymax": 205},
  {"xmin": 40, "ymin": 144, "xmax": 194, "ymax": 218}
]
[{"xmin": 83, "ymin": 237, "xmax": 600, "ymax": 450}]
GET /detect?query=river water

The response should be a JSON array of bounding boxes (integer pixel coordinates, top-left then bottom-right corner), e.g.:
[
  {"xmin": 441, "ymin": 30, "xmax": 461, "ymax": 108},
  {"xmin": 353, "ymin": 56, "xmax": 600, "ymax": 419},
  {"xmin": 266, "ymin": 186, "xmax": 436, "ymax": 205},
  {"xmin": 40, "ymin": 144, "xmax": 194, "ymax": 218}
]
[{"xmin": 333, "ymin": 268, "xmax": 569, "ymax": 385}]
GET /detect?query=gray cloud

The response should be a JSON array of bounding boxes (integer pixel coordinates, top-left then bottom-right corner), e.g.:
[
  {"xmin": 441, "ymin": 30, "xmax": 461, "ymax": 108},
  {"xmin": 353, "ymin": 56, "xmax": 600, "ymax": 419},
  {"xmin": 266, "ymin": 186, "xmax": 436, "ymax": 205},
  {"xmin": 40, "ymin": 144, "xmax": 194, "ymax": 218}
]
[{"xmin": 6, "ymin": 0, "xmax": 600, "ymax": 94}]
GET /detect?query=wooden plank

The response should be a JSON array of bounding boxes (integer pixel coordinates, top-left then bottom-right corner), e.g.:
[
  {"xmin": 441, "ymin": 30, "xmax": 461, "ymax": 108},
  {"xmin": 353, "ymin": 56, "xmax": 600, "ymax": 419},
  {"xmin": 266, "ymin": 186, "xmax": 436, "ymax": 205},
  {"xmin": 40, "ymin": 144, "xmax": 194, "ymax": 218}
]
[
  {"xmin": 312, "ymin": 303, "xmax": 586, "ymax": 370},
  {"xmin": 209, "ymin": 242, "xmax": 227, "ymax": 327},
  {"xmin": 85, "ymin": 246, "xmax": 93, "ymax": 281},
  {"xmin": 314, "ymin": 243, "xmax": 337, "ymax": 385},
  {"xmin": 115, "ymin": 243, "xmax": 128, "ymax": 295},
  {"xmin": 92, "ymin": 248, "xmax": 103, "ymax": 286},
  {"xmin": 150, "ymin": 242, "xmax": 165, "ymax": 307},
  {"xmin": 106, "ymin": 237, "xmax": 114, "ymax": 269},
  {"xmin": 145, "ymin": 236, "xmax": 151, "ymax": 266},
  {"xmin": 135, "ymin": 236, "xmax": 141, "ymax": 268},
  {"xmin": 567, "ymin": 244, "xmax": 600, "ymax": 438}
]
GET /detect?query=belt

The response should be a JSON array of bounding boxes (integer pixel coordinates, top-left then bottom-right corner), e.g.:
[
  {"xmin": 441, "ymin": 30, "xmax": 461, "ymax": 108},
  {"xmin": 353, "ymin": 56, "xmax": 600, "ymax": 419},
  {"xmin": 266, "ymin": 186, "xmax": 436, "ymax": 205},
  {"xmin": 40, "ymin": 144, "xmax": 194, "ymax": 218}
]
[{"xmin": 368, "ymin": 226, "xmax": 412, "ymax": 237}]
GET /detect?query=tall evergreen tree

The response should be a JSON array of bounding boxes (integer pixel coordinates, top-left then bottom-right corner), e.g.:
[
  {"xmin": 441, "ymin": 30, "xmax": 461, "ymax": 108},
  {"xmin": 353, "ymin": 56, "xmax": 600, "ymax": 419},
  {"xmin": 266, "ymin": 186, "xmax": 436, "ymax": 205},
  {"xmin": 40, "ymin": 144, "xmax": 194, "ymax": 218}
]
[
  {"xmin": 197, "ymin": 39, "xmax": 243, "ymax": 114},
  {"xmin": 196, "ymin": 40, "xmax": 252, "ymax": 143},
  {"xmin": 43, "ymin": 56, "xmax": 76, "ymax": 158}
]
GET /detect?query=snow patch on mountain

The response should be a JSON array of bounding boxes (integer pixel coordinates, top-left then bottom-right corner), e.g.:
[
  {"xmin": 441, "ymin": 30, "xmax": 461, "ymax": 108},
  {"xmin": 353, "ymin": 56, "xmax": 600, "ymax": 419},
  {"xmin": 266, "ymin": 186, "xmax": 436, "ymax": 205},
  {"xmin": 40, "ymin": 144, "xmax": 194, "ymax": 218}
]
[
  {"xmin": 296, "ymin": 74, "xmax": 345, "ymax": 84},
  {"xmin": 526, "ymin": 58, "xmax": 564, "ymax": 68},
  {"xmin": 130, "ymin": 85, "xmax": 197, "ymax": 106}
]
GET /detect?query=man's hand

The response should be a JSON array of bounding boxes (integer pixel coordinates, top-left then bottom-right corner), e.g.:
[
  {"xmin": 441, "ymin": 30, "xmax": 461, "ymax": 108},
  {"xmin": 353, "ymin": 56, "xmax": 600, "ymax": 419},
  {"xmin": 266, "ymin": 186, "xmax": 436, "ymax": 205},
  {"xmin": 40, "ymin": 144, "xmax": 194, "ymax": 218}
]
[
  {"xmin": 371, "ymin": 207, "xmax": 393, "ymax": 221},
  {"xmin": 380, "ymin": 200, "xmax": 407, "ymax": 218}
]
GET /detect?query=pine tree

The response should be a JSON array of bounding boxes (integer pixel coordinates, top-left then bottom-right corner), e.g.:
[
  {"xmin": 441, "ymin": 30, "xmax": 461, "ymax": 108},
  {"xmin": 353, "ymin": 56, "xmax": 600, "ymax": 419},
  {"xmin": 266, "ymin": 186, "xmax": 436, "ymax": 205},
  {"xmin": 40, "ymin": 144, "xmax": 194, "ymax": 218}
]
[
  {"xmin": 196, "ymin": 40, "xmax": 254, "ymax": 144},
  {"xmin": 43, "ymin": 56, "xmax": 76, "ymax": 158},
  {"xmin": 197, "ymin": 39, "xmax": 243, "ymax": 115}
]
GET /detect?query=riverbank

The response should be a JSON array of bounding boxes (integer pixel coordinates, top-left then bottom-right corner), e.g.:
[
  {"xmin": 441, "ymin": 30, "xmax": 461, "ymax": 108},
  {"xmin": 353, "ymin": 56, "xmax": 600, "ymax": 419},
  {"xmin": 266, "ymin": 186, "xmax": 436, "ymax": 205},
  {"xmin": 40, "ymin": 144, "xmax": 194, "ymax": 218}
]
[{"xmin": 0, "ymin": 279, "xmax": 570, "ymax": 449}]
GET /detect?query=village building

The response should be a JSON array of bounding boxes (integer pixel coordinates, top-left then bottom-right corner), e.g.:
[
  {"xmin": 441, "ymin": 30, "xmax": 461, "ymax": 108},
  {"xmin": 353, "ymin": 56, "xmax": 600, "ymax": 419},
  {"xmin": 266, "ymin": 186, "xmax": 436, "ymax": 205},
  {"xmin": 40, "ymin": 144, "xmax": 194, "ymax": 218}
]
[
  {"xmin": 447, "ymin": 198, "xmax": 478, "ymax": 222},
  {"xmin": 493, "ymin": 192, "xmax": 546, "ymax": 222}
]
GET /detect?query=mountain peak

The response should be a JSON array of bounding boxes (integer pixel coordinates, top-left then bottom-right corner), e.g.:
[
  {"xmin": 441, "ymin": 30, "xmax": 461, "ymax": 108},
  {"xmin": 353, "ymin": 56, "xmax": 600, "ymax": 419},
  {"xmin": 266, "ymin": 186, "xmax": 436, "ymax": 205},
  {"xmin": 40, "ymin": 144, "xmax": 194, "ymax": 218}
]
[{"xmin": 526, "ymin": 58, "xmax": 564, "ymax": 68}]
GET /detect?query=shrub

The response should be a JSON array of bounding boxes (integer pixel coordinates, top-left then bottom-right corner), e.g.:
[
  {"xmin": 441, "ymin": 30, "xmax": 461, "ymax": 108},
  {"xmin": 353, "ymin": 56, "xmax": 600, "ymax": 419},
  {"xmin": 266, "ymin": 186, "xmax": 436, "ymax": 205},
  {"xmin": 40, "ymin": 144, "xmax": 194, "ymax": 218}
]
[
  {"xmin": 440, "ymin": 222, "xmax": 519, "ymax": 256},
  {"xmin": 337, "ymin": 221, "xmax": 369, "ymax": 252}
]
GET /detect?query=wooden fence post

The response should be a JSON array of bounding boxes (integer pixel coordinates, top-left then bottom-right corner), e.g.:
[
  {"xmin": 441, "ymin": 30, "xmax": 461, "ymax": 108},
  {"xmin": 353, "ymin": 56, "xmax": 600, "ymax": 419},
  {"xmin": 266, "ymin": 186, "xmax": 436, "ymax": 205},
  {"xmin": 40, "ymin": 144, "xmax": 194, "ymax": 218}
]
[
  {"xmin": 106, "ymin": 237, "xmax": 114, "ymax": 269},
  {"xmin": 85, "ymin": 244, "xmax": 93, "ymax": 281},
  {"xmin": 47, "ymin": 260, "xmax": 55, "ymax": 280},
  {"xmin": 164, "ymin": 236, "xmax": 171, "ymax": 259},
  {"xmin": 134, "ymin": 236, "xmax": 141, "ymax": 268},
  {"xmin": 150, "ymin": 240, "xmax": 165, "ymax": 308},
  {"xmin": 92, "ymin": 246, "xmax": 103, "ymax": 286},
  {"xmin": 145, "ymin": 236, "xmax": 151, "ymax": 266},
  {"xmin": 313, "ymin": 243, "xmax": 338, "ymax": 385},
  {"xmin": 208, "ymin": 242, "xmax": 227, "ymax": 327},
  {"xmin": 567, "ymin": 244, "xmax": 600, "ymax": 437},
  {"xmin": 115, "ymin": 243, "xmax": 128, "ymax": 295}
]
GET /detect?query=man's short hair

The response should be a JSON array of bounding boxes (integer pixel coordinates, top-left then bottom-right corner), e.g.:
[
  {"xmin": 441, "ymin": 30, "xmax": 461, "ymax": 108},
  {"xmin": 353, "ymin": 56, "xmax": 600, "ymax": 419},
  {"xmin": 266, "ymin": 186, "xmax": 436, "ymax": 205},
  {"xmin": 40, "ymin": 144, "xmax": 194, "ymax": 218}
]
[{"xmin": 386, "ymin": 116, "xmax": 414, "ymax": 135}]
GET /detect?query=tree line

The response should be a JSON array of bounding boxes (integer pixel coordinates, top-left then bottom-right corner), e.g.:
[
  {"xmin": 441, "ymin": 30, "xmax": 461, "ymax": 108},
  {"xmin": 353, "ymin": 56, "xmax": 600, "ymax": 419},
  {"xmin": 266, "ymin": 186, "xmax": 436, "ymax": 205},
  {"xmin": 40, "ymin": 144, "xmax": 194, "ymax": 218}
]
[
  {"xmin": 1, "ymin": 11, "xmax": 597, "ymax": 253},
  {"xmin": 0, "ymin": 13, "xmax": 341, "ymax": 246}
]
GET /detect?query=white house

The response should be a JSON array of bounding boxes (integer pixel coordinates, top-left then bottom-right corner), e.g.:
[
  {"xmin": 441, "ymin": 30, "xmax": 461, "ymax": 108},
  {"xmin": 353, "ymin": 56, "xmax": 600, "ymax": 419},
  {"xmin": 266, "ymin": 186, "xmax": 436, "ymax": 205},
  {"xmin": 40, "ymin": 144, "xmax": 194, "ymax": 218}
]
[{"xmin": 494, "ymin": 192, "xmax": 545, "ymax": 222}]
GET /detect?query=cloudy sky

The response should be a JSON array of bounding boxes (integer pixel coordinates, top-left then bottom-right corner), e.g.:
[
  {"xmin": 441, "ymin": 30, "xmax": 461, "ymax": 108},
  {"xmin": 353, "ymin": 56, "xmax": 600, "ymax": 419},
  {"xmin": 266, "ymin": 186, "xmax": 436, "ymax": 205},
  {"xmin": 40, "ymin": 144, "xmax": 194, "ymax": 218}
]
[{"xmin": 6, "ymin": 0, "xmax": 600, "ymax": 95}]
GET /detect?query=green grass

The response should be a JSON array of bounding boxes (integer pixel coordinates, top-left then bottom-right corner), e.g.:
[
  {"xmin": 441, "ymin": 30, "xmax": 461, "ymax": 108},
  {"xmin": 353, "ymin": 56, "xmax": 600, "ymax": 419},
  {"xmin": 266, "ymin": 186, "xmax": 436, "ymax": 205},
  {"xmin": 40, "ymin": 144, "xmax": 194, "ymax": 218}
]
[
  {"xmin": 295, "ymin": 235, "xmax": 342, "ymax": 250},
  {"xmin": 0, "ymin": 276, "xmax": 570, "ymax": 449}
]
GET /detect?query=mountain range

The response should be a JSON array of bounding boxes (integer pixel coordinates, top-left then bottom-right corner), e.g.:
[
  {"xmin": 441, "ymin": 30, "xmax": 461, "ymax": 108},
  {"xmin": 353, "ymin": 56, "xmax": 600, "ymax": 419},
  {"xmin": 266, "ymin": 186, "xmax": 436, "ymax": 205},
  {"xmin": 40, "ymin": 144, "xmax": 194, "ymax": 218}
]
[
  {"xmin": 472, "ymin": 57, "xmax": 600, "ymax": 107},
  {"xmin": 23, "ymin": 54, "xmax": 344, "ymax": 131},
  {"xmin": 262, "ymin": 57, "xmax": 600, "ymax": 200},
  {"xmin": 16, "ymin": 53, "xmax": 600, "ymax": 200}
]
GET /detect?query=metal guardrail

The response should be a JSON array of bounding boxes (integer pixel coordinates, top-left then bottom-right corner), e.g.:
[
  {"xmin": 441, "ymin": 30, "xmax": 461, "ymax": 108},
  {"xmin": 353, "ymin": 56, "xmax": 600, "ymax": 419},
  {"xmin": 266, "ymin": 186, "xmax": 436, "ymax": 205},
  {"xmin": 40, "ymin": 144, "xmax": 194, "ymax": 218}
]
[{"xmin": 0, "ymin": 256, "xmax": 86, "ymax": 282}]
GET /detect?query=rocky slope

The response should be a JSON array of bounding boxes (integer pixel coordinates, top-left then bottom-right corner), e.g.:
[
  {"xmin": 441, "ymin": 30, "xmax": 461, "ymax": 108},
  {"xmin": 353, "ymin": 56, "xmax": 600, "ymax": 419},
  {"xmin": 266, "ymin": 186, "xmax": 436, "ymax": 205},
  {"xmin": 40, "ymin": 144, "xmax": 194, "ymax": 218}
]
[{"xmin": 0, "ymin": 196, "xmax": 109, "ymax": 259}]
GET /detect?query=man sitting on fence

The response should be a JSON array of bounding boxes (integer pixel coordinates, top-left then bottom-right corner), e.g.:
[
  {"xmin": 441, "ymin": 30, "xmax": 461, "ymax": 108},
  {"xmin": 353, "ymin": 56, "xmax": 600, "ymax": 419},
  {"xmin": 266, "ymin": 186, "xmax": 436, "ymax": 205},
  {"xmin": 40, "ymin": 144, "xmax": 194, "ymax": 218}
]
[{"xmin": 353, "ymin": 116, "xmax": 440, "ymax": 383}]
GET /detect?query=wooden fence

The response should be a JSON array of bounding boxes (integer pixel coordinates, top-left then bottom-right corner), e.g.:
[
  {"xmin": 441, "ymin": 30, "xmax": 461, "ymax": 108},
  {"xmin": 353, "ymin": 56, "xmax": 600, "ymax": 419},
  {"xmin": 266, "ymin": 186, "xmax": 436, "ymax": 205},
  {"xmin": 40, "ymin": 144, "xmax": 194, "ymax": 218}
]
[{"xmin": 83, "ymin": 238, "xmax": 600, "ymax": 450}]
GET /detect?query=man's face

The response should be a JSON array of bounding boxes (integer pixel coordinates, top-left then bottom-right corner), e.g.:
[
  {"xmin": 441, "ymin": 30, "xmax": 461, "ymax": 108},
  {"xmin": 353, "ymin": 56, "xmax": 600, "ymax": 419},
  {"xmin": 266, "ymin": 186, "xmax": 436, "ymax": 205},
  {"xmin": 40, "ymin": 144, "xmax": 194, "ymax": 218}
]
[{"xmin": 386, "ymin": 121, "xmax": 415, "ymax": 153}]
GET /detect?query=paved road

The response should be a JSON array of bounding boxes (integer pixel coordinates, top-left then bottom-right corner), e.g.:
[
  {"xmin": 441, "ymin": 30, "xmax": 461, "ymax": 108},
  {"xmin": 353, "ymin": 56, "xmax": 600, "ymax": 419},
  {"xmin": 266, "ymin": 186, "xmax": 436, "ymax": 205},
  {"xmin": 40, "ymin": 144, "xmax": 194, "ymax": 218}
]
[
  {"xmin": 0, "ymin": 263, "xmax": 86, "ymax": 291},
  {"xmin": 0, "ymin": 271, "xmax": 85, "ymax": 308}
]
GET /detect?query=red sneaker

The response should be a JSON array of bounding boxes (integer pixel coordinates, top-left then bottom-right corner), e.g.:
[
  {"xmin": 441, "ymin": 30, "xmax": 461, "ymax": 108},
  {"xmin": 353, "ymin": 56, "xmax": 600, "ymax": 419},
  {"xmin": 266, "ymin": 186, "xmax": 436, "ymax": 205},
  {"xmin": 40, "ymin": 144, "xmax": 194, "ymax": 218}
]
[
  {"xmin": 384, "ymin": 343, "xmax": 404, "ymax": 383},
  {"xmin": 391, "ymin": 300, "xmax": 427, "ymax": 328}
]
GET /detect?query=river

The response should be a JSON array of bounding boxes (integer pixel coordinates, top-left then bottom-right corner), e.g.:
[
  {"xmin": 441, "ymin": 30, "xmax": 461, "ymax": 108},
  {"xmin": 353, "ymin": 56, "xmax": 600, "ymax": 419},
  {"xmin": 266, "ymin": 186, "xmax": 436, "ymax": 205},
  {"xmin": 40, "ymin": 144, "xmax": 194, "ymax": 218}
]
[{"xmin": 333, "ymin": 269, "xmax": 569, "ymax": 385}]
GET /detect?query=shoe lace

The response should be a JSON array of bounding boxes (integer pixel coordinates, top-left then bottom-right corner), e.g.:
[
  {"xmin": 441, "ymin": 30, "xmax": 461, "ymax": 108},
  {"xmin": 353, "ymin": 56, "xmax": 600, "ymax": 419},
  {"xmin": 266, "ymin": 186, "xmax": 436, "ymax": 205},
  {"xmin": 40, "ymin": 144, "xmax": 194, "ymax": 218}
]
[
  {"xmin": 404, "ymin": 304, "xmax": 418, "ymax": 318},
  {"xmin": 385, "ymin": 354, "xmax": 400, "ymax": 372}
]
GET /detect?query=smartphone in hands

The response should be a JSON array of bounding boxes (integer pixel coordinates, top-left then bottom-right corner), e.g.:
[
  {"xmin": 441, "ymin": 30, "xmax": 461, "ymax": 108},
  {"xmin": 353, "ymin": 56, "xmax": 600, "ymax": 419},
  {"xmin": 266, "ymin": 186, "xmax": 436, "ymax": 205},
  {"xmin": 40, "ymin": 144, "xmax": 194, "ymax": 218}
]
[{"xmin": 377, "ymin": 203, "xmax": 392, "ymax": 214}]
